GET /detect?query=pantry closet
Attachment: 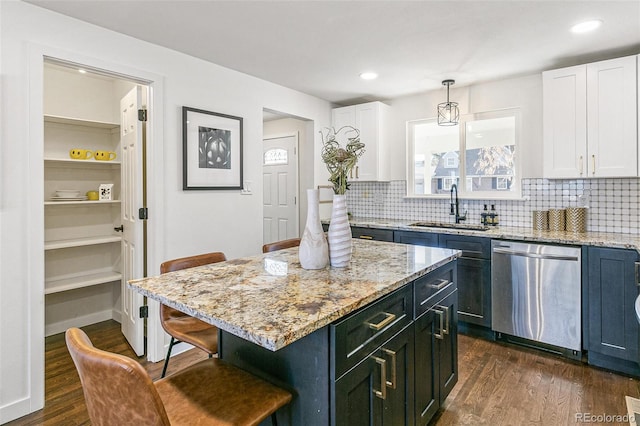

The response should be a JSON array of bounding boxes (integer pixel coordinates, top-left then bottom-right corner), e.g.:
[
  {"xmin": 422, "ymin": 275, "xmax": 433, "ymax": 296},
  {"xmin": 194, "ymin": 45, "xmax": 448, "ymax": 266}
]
[{"xmin": 43, "ymin": 60, "xmax": 146, "ymax": 355}]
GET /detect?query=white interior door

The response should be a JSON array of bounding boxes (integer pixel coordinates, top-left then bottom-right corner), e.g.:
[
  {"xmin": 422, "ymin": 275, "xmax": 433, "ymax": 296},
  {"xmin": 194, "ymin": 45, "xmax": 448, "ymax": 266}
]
[
  {"xmin": 263, "ymin": 134, "xmax": 299, "ymax": 244},
  {"xmin": 120, "ymin": 87, "xmax": 145, "ymax": 356}
]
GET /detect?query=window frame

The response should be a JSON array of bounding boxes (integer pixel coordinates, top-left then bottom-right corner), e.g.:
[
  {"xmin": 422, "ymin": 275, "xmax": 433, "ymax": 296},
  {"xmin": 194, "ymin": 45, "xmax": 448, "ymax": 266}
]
[{"xmin": 406, "ymin": 108, "xmax": 521, "ymax": 200}]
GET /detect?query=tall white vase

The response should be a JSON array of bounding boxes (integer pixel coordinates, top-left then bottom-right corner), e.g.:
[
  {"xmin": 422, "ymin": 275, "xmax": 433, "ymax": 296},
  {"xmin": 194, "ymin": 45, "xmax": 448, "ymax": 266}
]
[
  {"xmin": 327, "ymin": 194, "xmax": 352, "ymax": 267},
  {"xmin": 299, "ymin": 189, "xmax": 329, "ymax": 269}
]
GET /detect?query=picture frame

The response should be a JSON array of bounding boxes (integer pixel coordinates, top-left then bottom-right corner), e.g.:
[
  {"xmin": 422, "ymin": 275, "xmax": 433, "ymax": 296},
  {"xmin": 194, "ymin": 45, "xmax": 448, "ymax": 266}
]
[{"xmin": 182, "ymin": 106, "xmax": 243, "ymax": 190}]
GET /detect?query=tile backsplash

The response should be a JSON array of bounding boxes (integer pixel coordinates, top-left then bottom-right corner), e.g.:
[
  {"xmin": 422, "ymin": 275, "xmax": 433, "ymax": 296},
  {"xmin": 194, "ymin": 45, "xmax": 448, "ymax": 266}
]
[{"xmin": 345, "ymin": 178, "xmax": 640, "ymax": 235}]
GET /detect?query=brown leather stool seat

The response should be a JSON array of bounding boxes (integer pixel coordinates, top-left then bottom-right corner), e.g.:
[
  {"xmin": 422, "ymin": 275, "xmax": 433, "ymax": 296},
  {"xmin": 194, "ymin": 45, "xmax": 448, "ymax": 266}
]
[
  {"xmin": 159, "ymin": 252, "xmax": 226, "ymax": 378},
  {"xmin": 262, "ymin": 238, "xmax": 301, "ymax": 253},
  {"xmin": 66, "ymin": 327, "xmax": 292, "ymax": 426}
]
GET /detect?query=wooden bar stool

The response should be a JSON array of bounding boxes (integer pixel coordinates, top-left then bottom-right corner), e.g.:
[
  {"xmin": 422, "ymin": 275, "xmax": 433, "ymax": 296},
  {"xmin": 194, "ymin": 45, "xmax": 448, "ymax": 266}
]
[
  {"xmin": 262, "ymin": 238, "xmax": 301, "ymax": 253},
  {"xmin": 159, "ymin": 252, "xmax": 226, "ymax": 378},
  {"xmin": 66, "ymin": 327, "xmax": 292, "ymax": 426}
]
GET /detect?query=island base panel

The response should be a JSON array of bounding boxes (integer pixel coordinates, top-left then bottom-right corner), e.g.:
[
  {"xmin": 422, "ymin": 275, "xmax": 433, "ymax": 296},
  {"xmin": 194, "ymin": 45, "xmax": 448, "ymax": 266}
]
[{"xmin": 219, "ymin": 327, "xmax": 330, "ymax": 426}]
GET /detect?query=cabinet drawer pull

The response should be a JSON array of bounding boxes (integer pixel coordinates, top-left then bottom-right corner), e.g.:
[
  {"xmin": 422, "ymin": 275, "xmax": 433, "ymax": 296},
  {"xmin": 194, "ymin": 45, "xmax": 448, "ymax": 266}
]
[
  {"xmin": 365, "ymin": 312, "xmax": 396, "ymax": 331},
  {"xmin": 359, "ymin": 235, "xmax": 374, "ymax": 240},
  {"xmin": 636, "ymin": 262, "xmax": 640, "ymax": 286},
  {"xmin": 591, "ymin": 155, "xmax": 595, "ymax": 175},
  {"xmin": 428, "ymin": 279, "xmax": 450, "ymax": 290},
  {"xmin": 372, "ymin": 356, "xmax": 387, "ymax": 400},
  {"xmin": 434, "ymin": 308, "xmax": 444, "ymax": 340},
  {"xmin": 355, "ymin": 166, "xmax": 359, "ymax": 179},
  {"xmin": 437, "ymin": 305, "xmax": 450, "ymax": 335},
  {"xmin": 382, "ymin": 348, "xmax": 397, "ymax": 389}
]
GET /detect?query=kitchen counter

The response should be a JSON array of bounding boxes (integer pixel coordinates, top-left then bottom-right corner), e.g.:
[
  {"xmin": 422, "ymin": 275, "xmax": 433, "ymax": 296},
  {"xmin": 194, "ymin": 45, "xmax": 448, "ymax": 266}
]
[
  {"xmin": 342, "ymin": 216, "xmax": 640, "ymax": 254},
  {"xmin": 128, "ymin": 239, "xmax": 459, "ymax": 351}
]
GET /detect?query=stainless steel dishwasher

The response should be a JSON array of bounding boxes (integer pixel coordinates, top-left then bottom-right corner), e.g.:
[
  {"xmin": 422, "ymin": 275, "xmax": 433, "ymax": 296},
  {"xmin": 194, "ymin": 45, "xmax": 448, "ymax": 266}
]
[{"xmin": 491, "ymin": 240, "xmax": 582, "ymax": 356}]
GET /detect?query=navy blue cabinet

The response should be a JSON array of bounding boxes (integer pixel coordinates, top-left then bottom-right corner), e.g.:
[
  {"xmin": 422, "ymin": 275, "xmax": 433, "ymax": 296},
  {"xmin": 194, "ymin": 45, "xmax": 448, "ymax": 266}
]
[
  {"xmin": 587, "ymin": 246, "xmax": 640, "ymax": 375},
  {"xmin": 438, "ymin": 234, "xmax": 491, "ymax": 328},
  {"xmin": 394, "ymin": 230, "xmax": 438, "ymax": 247},
  {"xmin": 395, "ymin": 230, "xmax": 491, "ymax": 329},
  {"xmin": 351, "ymin": 226, "xmax": 394, "ymax": 242}
]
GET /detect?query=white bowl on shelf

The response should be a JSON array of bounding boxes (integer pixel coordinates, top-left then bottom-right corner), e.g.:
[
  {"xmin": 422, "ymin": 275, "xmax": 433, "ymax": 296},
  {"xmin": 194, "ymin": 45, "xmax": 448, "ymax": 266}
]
[{"xmin": 55, "ymin": 189, "xmax": 81, "ymax": 198}]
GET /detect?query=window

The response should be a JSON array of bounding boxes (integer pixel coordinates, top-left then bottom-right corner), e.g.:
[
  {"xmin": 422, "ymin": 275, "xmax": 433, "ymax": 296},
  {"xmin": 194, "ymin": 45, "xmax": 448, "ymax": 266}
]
[
  {"xmin": 407, "ymin": 108, "xmax": 520, "ymax": 198},
  {"xmin": 263, "ymin": 148, "xmax": 288, "ymax": 165}
]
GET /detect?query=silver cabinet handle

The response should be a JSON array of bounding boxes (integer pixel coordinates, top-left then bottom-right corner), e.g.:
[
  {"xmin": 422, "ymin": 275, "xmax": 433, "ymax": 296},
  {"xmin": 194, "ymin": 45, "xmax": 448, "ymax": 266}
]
[
  {"xmin": 437, "ymin": 305, "xmax": 450, "ymax": 335},
  {"xmin": 434, "ymin": 308, "xmax": 444, "ymax": 340},
  {"xmin": 355, "ymin": 166, "xmax": 359, "ymax": 179},
  {"xmin": 382, "ymin": 348, "xmax": 397, "ymax": 389},
  {"xmin": 372, "ymin": 356, "xmax": 387, "ymax": 399},
  {"xmin": 428, "ymin": 279, "xmax": 450, "ymax": 290},
  {"xmin": 365, "ymin": 312, "xmax": 396, "ymax": 331},
  {"xmin": 635, "ymin": 262, "xmax": 640, "ymax": 287},
  {"xmin": 592, "ymin": 155, "xmax": 596, "ymax": 175}
]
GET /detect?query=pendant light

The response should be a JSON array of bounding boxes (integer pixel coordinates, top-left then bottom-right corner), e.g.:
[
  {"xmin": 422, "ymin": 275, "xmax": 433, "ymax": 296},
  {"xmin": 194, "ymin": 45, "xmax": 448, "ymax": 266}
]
[{"xmin": 437, "ymin": 79, "xmax": 459, "ymax": 126}]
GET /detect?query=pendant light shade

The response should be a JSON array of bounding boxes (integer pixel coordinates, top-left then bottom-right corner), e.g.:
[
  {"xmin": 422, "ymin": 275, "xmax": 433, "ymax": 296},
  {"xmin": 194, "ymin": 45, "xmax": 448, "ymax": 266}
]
[{"xmin": 437, "ymin": 79, "xmax": 459, "ymax": 126}]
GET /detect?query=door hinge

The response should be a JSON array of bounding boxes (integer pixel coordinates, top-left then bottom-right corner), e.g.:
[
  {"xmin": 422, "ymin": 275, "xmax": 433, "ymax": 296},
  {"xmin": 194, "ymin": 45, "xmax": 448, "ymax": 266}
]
[
  {"xmin": 139, "ymin": 305, "xmax": 149, "ymax": 318},
  {"xmin": 138, "ymin": 109, "xmax": 148, "ymax": 122},
  {"xmin": 139, "ymin": 207, "xmax": 149, "ymax": 220}
]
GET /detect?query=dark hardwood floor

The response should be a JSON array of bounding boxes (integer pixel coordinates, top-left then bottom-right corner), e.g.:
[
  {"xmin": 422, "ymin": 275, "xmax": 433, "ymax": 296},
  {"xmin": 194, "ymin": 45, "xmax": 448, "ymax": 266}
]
[
  {"xmin": 5, "ymin": 320, "xmax": 639, "ymax": 425},
  {"xmin": 434, "ymin": 334, "xmax": 640, "ymax": 425}
]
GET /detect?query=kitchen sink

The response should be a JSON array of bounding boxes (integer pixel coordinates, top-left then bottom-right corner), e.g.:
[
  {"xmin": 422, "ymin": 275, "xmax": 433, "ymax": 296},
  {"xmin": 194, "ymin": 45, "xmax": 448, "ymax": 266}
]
[{"xmin": 409, "ymin": 221, "xmax": 490, "ymax": 231}]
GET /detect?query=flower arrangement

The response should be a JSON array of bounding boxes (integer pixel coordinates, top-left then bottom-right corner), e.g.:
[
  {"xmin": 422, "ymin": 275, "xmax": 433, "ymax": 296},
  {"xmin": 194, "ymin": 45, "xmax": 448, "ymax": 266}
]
[{"xmin": 320, "ymin": 126, "xmax": 365, "ymax": 195}]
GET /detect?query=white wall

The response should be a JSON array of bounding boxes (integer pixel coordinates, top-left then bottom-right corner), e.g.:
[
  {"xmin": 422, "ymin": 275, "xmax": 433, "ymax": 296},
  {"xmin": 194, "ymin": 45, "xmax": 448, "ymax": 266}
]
[
  {"xmin": 381, "ymin": 74, "xmax": 543, "ymax": 180},
  {"xmin": 0, "ymin": 1, "xmax": 331, "ymax": 422}
]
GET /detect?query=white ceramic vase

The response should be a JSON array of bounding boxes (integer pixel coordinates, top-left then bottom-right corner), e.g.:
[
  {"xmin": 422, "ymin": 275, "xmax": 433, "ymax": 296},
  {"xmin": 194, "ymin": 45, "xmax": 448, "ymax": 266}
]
[
  {"xmin": 327, "ymin": 194, "xmax": 352, "ymax": 267},
  {"xmin": 299, "ymin": 189, "xmax": 329, "ymax": 269}
]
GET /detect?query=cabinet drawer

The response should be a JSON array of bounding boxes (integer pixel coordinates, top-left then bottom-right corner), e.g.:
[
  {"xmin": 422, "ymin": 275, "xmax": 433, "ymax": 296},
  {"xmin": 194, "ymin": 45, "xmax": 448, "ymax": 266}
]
[
  {"xmin": 331, "ymin": 285, "xmax": 412, "ymax": 379},
  {"xmin": 414, "ymin": 262, "xmax": 456, "ymax": 318},
  {"xmin": 438, "ymin": 234, "xmax": 490, "ymax": 259},
  {"xmin": 394, "ymin": 230, "xmax": 439, "ymax": 247},
  {"xmin": 351, "ymin": 226, "xmax": 394, "ymax": 242}
]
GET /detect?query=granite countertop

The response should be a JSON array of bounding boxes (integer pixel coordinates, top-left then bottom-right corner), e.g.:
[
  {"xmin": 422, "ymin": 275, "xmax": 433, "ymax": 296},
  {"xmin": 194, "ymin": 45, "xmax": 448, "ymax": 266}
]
[
  {"xmin": 128, "ymin": 239, "xmax": 460, "ymax": 351},
  {"xmin": 341, "ymin": 216, "xmax": 640, "ymax": 254}
]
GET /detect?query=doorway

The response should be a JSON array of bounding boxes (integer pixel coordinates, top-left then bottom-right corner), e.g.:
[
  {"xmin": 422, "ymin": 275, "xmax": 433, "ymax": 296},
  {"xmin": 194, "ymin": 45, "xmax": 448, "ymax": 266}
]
[
  {"xmin": 42, "ymin": 59, "xmax": 147, "ymax": 355},
  {"xmin": 262, "ymin": 133, "xmax": 299, "ymax": 244}
]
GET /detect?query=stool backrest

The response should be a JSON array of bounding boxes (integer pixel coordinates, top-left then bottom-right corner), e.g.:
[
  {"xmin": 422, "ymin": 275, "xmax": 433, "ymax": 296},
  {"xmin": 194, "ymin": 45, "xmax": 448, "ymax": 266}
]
[
  {"xmin": 160, "ymin": 251, "xmax": 227, "ymax": 273},
  {"xmin": 262, "ymin": 238, "xmax": 301, "ymax": 253},
  {"xmin": 65, "ymin": 327, "xmax": 171, "ymax": 426}
]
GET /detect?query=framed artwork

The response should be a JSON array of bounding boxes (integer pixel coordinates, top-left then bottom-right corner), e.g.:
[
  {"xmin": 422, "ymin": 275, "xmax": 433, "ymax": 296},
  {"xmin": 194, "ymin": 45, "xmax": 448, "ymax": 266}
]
[{"xmin": 182, "ymin": 106, "xmax": 243, "ymax": 190}]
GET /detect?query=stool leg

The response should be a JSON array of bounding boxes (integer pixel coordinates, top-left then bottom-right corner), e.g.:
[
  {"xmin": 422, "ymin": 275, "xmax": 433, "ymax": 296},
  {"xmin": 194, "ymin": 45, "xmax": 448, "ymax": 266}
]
[
  {"xmin": 161, "ymin": 337, "xmax": 177, "ymax": 378},
  {"xmin": 271, "ymin": 413, "xmax": 278, "ymax": 426}
]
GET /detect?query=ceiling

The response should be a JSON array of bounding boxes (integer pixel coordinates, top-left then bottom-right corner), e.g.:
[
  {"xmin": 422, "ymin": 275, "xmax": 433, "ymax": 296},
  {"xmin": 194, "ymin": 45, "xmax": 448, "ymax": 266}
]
[{"xmin": 26, "ymin": 0, "xmax": 640, "ymax": 105}]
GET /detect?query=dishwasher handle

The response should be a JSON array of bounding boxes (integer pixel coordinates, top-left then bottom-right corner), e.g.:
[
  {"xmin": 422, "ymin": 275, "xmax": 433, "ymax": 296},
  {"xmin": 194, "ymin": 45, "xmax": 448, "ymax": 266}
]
[{"xmin": 492, "ymin": 247, "xmax": 579, "ymax": 262}]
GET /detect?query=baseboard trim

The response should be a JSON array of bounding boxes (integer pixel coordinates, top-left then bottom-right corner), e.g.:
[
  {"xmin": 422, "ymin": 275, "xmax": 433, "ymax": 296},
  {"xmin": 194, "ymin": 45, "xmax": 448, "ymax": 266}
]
[
  {"xmin": 45, "ymin": 310, "xmax": 113, "ymax": 337},
  {"xmin": 0, "ymin": 395, "xmax": 36, "ymax": 424}
]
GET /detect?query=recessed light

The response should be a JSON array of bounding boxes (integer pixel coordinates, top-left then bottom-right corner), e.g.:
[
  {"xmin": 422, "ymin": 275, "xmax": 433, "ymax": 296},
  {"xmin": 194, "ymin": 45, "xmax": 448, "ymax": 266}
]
[
  {"xmin": 78, "ymin": 69, "xmax": 87, "ymax": 74},
  {"xmin": 571, "ymin": 19, "xmax": 602, "ymax": 33},
  {"xmin": 360, "ymin": 72, "xmax": 378, "ymax": 80}
]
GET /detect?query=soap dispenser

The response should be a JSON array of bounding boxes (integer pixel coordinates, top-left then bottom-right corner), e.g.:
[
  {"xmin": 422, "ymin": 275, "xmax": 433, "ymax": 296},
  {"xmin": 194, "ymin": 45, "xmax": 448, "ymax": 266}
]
[
  {"xmin": 481, "ymin": 204, "xmax": 489, "ymax": 225},
  {"xmin": 490, "ymin": 204, "xmax": 499, "ymax": 226}
]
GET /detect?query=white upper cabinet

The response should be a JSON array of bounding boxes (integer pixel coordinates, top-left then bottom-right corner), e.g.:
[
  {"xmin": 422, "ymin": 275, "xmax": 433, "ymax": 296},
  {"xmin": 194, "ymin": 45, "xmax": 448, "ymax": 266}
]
[
  {"xmin": 543, "ymin": 55, "xmax": 638, "ymax": 178},
  {"xmin": 331, "ymin": 101, "xmax": 390, "ymax": 181}
]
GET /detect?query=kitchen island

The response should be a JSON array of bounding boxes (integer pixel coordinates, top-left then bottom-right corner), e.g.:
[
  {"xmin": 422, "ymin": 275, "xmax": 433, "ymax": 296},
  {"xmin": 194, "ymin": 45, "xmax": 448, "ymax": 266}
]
[{"xmin": 129, "ymin": 239, "xmax": 461, "ymax": 425}]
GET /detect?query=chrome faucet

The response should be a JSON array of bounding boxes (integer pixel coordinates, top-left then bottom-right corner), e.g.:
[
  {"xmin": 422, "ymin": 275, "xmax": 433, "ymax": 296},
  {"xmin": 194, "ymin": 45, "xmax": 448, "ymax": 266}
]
[{"xmin": 450, "ymin": 184, "xmax": 466, "ymax": 224}]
